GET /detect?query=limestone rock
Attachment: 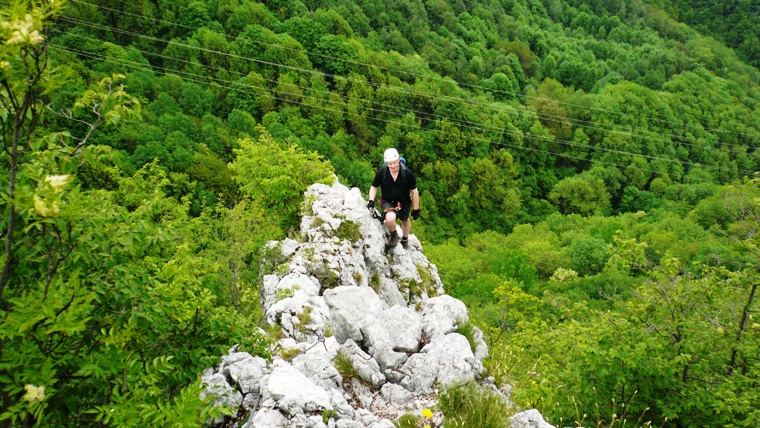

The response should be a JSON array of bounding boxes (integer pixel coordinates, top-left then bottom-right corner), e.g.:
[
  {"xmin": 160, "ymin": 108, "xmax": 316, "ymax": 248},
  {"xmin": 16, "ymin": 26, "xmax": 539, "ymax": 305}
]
[
  {"xmin": 201, "ymin": 179, "xmax": 550, "ymax": 428},
  {"xmin": 510, "ymin": 409, "xmax": 557, "ymax": 428}
]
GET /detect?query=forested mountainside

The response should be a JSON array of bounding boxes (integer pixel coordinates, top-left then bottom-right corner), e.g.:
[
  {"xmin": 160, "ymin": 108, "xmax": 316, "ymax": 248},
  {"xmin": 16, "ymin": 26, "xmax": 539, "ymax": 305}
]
[
  {"xmin": 644, "ymin": 0, "xmax": 759, "ymax": 69},
  {"xmin": 1, "ymin": 0, "xmax": 758, "ymax": 426}
]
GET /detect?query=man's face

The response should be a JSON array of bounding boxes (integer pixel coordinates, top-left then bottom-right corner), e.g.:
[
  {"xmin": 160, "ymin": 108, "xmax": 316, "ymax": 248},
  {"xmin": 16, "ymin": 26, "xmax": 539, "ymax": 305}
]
[{"xmin": 387, "ymin": 159, "xmax": 400, "ymax": 173}]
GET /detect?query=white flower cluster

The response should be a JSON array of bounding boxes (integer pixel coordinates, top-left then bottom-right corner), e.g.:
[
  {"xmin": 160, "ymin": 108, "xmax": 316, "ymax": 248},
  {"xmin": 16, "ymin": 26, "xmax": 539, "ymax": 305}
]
[
  {"xmin": 550, "ymin": 267, "xmax": 579, "ymax": 283},
  {"xmin": 22, "ymin": 384, "xmax": 46, "ymax": 404},
  {"xmin": 46, "ymin": 174, "xmax": 70, "ymax": 193},
  {"xmin": 33, "ymin": 175, "xmax": 70, "ymax": 217},
  {"xmin": 2, "ymin": 14, "xmax": 43, "ymax": 46}
]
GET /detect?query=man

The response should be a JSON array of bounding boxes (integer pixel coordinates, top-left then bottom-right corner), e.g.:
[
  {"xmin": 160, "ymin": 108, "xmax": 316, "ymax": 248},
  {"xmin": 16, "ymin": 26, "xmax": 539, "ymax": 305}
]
[{"xmin": 367, "ymin": 148, "xmax": 420, "ymax": 249}]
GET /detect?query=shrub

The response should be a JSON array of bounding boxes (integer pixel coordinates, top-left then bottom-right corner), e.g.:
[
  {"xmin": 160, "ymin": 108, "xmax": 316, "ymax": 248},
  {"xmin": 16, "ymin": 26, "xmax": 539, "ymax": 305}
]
[{"xmin": 550, "ymin": 267, "xmax": 579, "ymax": 283}]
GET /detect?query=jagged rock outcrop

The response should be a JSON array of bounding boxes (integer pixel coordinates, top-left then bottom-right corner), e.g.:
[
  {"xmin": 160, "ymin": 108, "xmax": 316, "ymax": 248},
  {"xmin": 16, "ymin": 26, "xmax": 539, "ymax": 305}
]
[{"xmin": 201, "ymin": 179, "xmax": 554, "ymax": 427}]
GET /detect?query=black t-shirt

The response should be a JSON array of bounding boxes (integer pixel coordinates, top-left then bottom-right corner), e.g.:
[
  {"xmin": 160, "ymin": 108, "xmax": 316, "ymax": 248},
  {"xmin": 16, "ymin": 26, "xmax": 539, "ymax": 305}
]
[{"xmin": 371, "ymin": 165, "xmax": 417, "ymax": 203}]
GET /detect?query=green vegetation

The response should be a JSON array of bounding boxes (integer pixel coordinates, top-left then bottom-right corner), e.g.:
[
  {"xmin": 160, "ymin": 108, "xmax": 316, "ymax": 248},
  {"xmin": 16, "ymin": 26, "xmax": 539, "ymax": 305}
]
[
  {"xmin": 429, "ymin": 178, "xmax": 760, "ymax": 427},
  {"xmin": 280, "ymin": 346, "xmax": 302, "ymax": 360},
  {"xmin": 276, "ymin": 286, "xmax": 297, "ymax": 300},
  {"xmin": 308, "ymin": 261, "xmax": 341, "ymax": 290},
  {"xmin": 333, "ymin": 351, "xmax": 358, "ymax": 381},
  {"xmin": 2, "ymin": 0, "xmax": 759, "ymax": 425},
  {"xmin": 369, "ymin": 273, "xmax": 382, "ymax": 293},
  {"xmin": 392, "ymin": 413, "xmax": 422, "ymax": 428},
  {"xmin": 438, "ymin": 381, "xmax": 512, "ymax": 427},
  {"xmin": 322, "ymin": 409, "xmax": 337, "ymax": 424},
  {"xmin": 415, "ymin": 263, "xmax": 437, "ymax": 297},
  {"xmin": 455, "ymin": 319, "xmax": 479, "ymax": 353},
  {"xmin": 335, "ymin": 219, "xmax": 362, "ymax": 243}
]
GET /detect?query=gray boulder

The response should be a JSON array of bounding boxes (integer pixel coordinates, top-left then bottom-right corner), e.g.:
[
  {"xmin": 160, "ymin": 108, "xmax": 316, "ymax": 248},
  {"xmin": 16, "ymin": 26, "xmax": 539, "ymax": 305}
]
[{"xmin": 510, "ymin": 409, "xmax": 557, "ymax": 428}]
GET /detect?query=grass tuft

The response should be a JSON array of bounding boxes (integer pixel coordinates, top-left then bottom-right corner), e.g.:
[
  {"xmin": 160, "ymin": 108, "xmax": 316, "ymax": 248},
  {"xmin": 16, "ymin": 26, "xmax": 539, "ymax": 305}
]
[
  {"xmin": 455, "ymin": 318, "xmax": 478, "ymax": 353},
  {"xmin": 333, "ymin": 351, "xmax": 357, "ymax": 381},
  {"xmin": 438, "ymin": 381, "xmax": 511, "ymax": 428}
]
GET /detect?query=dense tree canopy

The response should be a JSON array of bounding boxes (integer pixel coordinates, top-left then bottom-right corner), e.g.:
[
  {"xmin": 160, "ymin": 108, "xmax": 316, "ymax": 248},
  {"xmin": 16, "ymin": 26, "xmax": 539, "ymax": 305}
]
[{"xmin": 1, "ymin": 0, "xmax": 759, "ymax": 425}]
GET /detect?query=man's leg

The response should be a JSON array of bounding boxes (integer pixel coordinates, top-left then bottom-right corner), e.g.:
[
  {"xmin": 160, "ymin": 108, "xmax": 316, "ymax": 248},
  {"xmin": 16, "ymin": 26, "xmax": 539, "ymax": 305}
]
[
  {"xmin": 385, "ymin": 211, "xmax": 397, "ymax": 233},
  {"xmin": 401, "ymin": 219, "xmax": 411, "ymax": 238},
  {"xmin": 385, "ymin": 211, "xmax": 400, "ymax": 246},
  {"xmin": 400, "ymin": 219, "xmax": 411, "ymax": 248}
]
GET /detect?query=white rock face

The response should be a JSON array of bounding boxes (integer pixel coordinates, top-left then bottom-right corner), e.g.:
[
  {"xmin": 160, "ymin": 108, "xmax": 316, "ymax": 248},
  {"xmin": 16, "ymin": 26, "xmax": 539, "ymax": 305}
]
[
  {"xmin": 266, "ymin": 360, "xmax": 331, "ymax": 415},
  {"xmin": 421, "ymin": 295, "xmax": 469, "ymax": 339},
  {"xmin": 510, "ymin": 409, "xmax": 557, "ymax": 428},
  {"xmin": 201, "ymin": 179, "xmax": 548, "ymax": 427},
  {"xmin": 324, "ymin": 287, "xmax": 385, "ymax": 344}
]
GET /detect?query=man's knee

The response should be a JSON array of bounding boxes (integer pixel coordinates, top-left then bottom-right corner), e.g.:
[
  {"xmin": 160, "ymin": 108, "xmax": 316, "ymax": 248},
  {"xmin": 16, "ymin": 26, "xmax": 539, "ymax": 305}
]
[{"xmin": 386, "ymin": 212, "xmax": 397, "ymax": 223}]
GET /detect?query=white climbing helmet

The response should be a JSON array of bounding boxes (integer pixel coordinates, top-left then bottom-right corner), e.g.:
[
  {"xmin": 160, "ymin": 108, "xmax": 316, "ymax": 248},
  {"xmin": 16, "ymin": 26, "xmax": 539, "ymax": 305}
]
[{"xmin": 384, "ymin": 148, "xmax": 400, "ymax": 163}]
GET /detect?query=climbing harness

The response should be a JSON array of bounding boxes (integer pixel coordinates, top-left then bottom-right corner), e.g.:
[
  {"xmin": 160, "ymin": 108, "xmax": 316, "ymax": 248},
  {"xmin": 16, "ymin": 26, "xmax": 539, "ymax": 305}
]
[{"xmin": 369, "ymin": 199, "xmax": 400, "ymax": 224}]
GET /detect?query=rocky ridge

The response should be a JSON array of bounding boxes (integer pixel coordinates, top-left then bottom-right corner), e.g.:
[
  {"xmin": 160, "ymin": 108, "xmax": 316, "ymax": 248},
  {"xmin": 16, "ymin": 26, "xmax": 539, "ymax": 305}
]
[{"xmin": 202, "ymin": 179, "xmax": 554, "ymax": 428}]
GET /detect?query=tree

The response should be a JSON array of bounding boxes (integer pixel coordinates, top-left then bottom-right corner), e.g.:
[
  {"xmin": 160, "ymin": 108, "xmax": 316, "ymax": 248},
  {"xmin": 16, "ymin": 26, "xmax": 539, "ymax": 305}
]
[
  {"xmin": 1, "ymin": 4, "xmax": 271, "ymax": 425},
  {"xmin": 229, "ymin": 126, "xmax": 335, "ymax": 233},
  {"xmin": 548, "ymin": 173, "xmax": 611, "ymax": 216},
  {"xmin": 715, "ymin": 178, "xmax": 760, "ymax": 377},
  {"xmin": 312, "ymin": 34, "xmax": 358, "ymax": 75}
]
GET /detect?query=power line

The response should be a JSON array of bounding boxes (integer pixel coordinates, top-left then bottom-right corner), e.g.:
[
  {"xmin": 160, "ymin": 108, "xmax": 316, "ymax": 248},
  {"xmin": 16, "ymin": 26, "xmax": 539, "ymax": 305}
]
[
  {"xmin": 50, "ymin": 27, "xmax": 758, "ymax": 176},
  {"xmin": 55, "ymin": 16, "xmax": 760, "ymax": 156},
  {"xmin": 49, "ymin": 43, "xmax": 745, "ymax": 185},
  {"xmin": 51, "ymin": 41, "xmax": 754, "ymax": 175},
  {"xmin": 66, "ymin": 0, "xmax": 760, "ymax": 143},
  {"xmin": 59, "ymin": 29, "xmax": 755, "ymax": 157}
]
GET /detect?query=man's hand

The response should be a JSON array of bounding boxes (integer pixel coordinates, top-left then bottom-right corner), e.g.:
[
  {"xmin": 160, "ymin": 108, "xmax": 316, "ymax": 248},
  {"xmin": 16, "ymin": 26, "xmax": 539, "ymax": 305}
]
[
  {"xmin": 367, "ymin": 200, "xmax": 375, "ymax": 210},
  {"xmin": 411, "ymin": 209, "xmax": 421, "ymax": 220}
]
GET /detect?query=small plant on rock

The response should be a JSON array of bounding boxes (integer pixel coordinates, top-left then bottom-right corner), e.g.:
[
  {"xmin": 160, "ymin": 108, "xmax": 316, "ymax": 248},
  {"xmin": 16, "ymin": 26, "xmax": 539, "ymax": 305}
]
[
  {"xmin": 415, "ymin": 263, "xmax": 436, "ymax": 297},
  {"xmin": 369, "ymin": 273, "xmax": 381, "ymax": 293},
  {"xmin": 280, "ymin": 347, "xmax": 301, "ymax": 360},
  {"xmin": 300, "ymin": 194, "xmax": 318, "ymax": 216},
  {"xmin": 309, "ymin": 261, "xmax": 340, "ymax": 290},
  {"xmin": 438, "ymin": 381, "xmax": 511, "ymax": 428},
  {"xmin": 335, "ymin": 219, "xmax": 362, "ymax": 243},
  {"xmin": 455, "ymin": 318, "xmax": 478, "ymax": 353},
  {"xmin": 311, "ymin": 216, "xmax": 326, "ymax": 228},
  {"xmin": 295, "ymin": 306, "xmax": 314, "ymax": 338},
  {"xmin": 322, "ymin": 409, "xmax": 336, "ymax": 424},
  {"xmin": 275, "ymin": 286, "xmax": 297, "ymax": 301},
  {"xmin": 333, "ymin": 351, "xmax": 357, "ymax": 381},
  {"xmin": 393, "ymin": 408, "xmax": 436, "ymax": 428}
]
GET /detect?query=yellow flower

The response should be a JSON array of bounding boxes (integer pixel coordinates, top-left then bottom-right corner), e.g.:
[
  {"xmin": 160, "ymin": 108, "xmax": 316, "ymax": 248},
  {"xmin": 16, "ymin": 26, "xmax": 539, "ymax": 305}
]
[
  {"xmin": 421, "ymin": 408, "xmax": 433, "ymax": 419},
  {"xmin": 22, "ymin": 385, "xmax": 45, "ymax": 404}
]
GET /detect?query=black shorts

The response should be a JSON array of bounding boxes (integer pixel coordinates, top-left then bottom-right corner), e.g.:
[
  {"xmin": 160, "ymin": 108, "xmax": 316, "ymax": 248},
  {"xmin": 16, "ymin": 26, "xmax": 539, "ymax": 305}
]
[{"xmin": 380, "ymin": 199, "xmax": 411, "ymax": 222}]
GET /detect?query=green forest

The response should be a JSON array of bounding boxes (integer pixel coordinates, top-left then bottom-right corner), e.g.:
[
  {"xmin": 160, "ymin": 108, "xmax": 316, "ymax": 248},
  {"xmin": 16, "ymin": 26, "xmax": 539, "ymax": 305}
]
[{"xmin": 1, "ymin": 0, "xmax": 758, "ymax": 425}]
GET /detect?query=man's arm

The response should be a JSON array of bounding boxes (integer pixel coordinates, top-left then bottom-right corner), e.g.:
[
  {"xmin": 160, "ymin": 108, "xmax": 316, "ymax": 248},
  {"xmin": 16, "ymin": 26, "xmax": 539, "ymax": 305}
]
[
  {"xmin": 368, "ymin": 186, "xmax": 378, "ymax": 203},
  {"xmin": 411, "ymin": 188, "xmax": 419, "ymax": 210}
]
